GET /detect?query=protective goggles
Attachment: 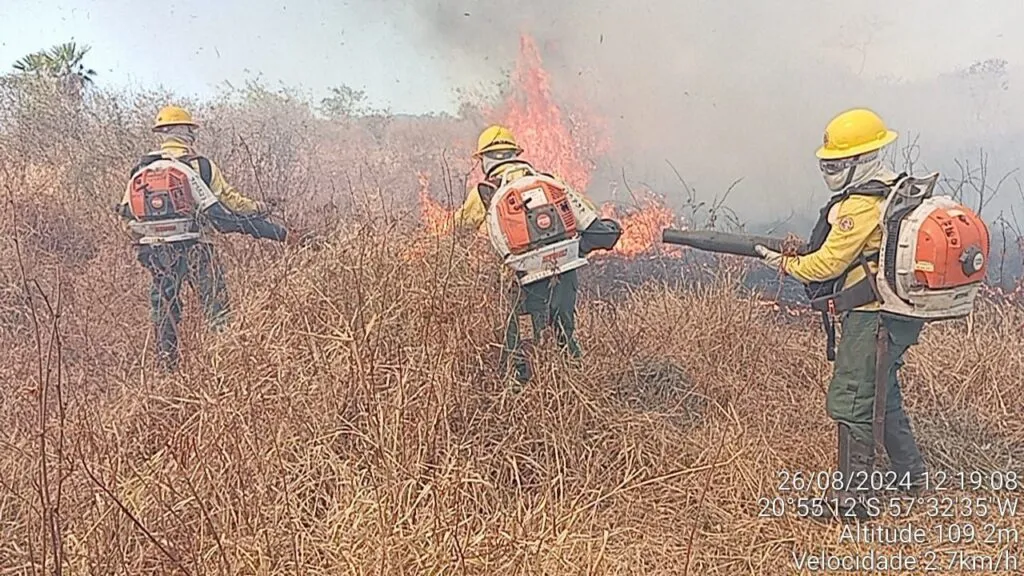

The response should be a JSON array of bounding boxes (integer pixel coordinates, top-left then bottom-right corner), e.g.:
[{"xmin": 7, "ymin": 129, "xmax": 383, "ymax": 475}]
[
  {"xmin": 481, "ymin": 148, "xmax": 519, "ymax": 161},
  {"xmin": 819, "ymin": 151, "xmax": 876, "ymax": 175}
]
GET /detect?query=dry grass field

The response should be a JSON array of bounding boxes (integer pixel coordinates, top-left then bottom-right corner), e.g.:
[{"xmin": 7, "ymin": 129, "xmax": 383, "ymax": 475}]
[{"xmin": 2, "ymin": 37, "xmax": 1023, "ymax": 575}]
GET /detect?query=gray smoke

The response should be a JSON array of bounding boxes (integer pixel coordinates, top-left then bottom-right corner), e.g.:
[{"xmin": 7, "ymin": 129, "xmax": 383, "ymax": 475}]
[{"xmin": 363, "ymin": 0, "xmax": 1024, "ymax": 225}]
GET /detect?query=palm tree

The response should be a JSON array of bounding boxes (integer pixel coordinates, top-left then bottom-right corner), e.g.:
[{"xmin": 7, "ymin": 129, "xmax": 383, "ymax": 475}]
[{"xmin": 13, "ymin": 41, "xmax": 97, "ymax": 99}]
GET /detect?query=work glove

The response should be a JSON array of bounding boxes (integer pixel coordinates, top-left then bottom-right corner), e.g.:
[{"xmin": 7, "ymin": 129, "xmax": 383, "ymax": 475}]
[
  {"xmin": 253, "ymin": 200, "xmax": 273, "ymax": 216},
  {"xmin": 284, "ymin": 228, "xmax": 306, "ymax": 247},
  {"xmin": 754, "ymin": 244, "xmax": 785, "ymax": 272},
  {"xmin": 285, "ymin": 228, "xmax": 325, "ymax": 249}
]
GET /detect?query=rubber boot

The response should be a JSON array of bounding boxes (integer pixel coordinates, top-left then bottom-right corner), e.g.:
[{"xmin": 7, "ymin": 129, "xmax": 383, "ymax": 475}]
[
  {"xmin": 155, "ymin": 324, "xmax": 180, "ymax": 373},
  {"xmin": 884, "ymin": 410, "xmax": 926, "ymax": 493},
  {"xmin": 513, "ymin": 340, "xmax": 534, "ymax": 391},
  {"xmin": 810, "ymin": 424, "xmax": 875, "ymax": 523}
]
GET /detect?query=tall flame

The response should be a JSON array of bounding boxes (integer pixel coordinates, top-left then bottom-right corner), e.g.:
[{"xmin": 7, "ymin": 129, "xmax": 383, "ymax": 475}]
[
  {"xmin": 497, "ymin": 35, "xmax": 610, "ymax": 195},
  {"xmin": 418, "ymin": 32, "xmax": 683, "ymax": 258}
]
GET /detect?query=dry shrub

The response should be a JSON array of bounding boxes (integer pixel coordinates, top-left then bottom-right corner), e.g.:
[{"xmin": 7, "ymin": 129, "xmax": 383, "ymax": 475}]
[{"xmin": 1, "ymin": 79, "xmax": 1022, "ymax": 575}]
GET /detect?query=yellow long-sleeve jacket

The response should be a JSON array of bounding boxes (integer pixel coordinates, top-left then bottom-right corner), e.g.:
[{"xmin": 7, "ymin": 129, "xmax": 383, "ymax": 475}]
[
  {"xmin": 451, "ymin": 162, "xmax": 598, "ymax": 231},
  {"xmin": 780, "ymin": 194, "xmax": 884, "ymax": 312},
  {"xmin": 451, "ymin": 185, "xmax": 489, "ymax": 231},
  {"xmin": 119, "ymin": 141, "xmax": 268, "ymax": 241}
]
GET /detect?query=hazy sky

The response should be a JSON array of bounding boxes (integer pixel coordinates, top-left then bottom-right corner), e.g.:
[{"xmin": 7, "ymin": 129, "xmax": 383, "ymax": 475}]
[
  {"xmin": 0, "ymin": 0, "xmax": 462, "ymax": 113},
  {"xmin": 4, "ymin": 0, "xmax": 1024, "ymax": 114},
  {"xmin": 4, "ymin": 1, "xmax": 1024, "ymax": 219}
]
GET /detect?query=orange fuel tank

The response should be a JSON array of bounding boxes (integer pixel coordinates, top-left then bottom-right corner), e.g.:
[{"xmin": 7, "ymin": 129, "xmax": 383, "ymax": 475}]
[
  {"xmin": 912, "ymin": 206, "xmax": 989, "ymax": 288},
  {"xmin": 493, "ymin": 177, "xmax": 578, "ymax": 254}
]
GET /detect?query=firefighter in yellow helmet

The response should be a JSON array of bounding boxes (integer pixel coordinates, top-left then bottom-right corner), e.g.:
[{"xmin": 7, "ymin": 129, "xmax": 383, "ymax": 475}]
[
  {"xmin": 117, "ymin": 105, "xmax": 304, "ymax": 372},
  {"xmin": 461, "ymin": 125, "xmax": 621, "ymax": 386},
  {"xmin": 451, "ymin": 125, "xmax": 524, "ymax": 229},
  {"xmin": 753, "ymin": 108, "xmax": 927, "ymax": 520},
  {"xmin": 451, "ymin": 125, "xmax": 594, "ymax": 230}
]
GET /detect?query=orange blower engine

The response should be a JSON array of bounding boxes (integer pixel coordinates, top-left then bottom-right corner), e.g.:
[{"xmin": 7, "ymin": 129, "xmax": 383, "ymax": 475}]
[
  {"xmin": 484, "ymin": 167, "xmax": 594, "ymax": 285},
  {"xmin": 124, "ymin": 157, "xmax": 219, "ymax": 245},
  {"xmin": 875, "ymin": 172, "xmax": 991, "ymax": 319}
]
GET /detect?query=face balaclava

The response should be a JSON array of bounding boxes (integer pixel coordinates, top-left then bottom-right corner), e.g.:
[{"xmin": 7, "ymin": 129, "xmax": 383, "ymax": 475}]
[
  {"xmin": 819, "ymin": 150, "xmax": 897, "ymax": 192},
  {"xmin": 481, "ymin": 148, "xmax": 520, "ymax": 178},
  {"xmin": 156, "ymin": 124, "xmax": 197, "ymax": 148}
]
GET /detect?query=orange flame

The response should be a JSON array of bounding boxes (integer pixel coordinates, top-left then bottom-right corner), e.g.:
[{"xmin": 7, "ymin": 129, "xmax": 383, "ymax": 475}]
[
  {"xmin": 418, "ymin": 32, "xmax": 685, "ymax": 258},
  {"xmin": 417, "ymin": 171, "xmax": 455, "ymax": 235},
  {"xmin": 494, "ymin": 35, "xmax": 610, "ymax": 194},
  {"xmin": 598, "ymin": 199, "xmax": 683, "ymax": 258}
]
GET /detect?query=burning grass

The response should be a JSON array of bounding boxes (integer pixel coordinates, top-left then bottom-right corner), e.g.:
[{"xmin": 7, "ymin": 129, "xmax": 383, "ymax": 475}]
[{"xmin": 2, "ymin": 33, "xmax": 1024, "ymax": 576}]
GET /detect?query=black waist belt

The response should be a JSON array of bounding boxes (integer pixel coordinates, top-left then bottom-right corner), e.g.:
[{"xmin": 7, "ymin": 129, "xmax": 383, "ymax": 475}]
[
  {"xmin": 809, "ymin": 263, "xmax": 880, "ymax": 362},
  {"xmin": 809, "ymin": 277, "xmax": 878, "ymax": 314}
]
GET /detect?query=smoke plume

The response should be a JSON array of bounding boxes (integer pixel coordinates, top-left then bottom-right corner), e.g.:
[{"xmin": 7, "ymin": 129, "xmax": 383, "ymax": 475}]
[{"xmin": 364, "ymin": 0, "xmax": 1024, "ymax": 225}]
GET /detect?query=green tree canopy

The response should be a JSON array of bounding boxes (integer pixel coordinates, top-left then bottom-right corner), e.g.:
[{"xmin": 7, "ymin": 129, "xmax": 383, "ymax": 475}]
[{"xmin": 13, "ymin": 41, "xmax": 97, "ymax": 100}]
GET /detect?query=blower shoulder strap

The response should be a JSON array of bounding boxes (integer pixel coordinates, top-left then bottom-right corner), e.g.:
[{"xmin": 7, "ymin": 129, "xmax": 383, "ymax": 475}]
[
  {"xmin": 178, "ymin": 154, "xmax": 214, "ymax": 187},
  {"xmin": 808, "ymin": 178, "xmax": 895, "ymax": 361},
  {"xmin": 477, "ymin": 181, "xmax": 497, "ymax": 208}
]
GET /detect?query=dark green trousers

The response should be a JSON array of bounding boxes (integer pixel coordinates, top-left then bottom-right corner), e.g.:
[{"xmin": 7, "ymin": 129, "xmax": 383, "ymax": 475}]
[
  {"xmin": 501, "ymin": 269, "xmax": 582, "ymax": 383},
  {"xmin": 826, "ymin": 310, "xmax": 926, "ymax": 478},
  {"xmin": 136, "ymin": 242, "xmax": 230, "ymax": 371}
]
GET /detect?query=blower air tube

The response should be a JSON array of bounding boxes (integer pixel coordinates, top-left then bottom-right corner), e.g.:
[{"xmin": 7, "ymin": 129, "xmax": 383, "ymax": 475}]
[{"xmin": 661, "ymin": 229, "xmax": 809, "ymax": 258}]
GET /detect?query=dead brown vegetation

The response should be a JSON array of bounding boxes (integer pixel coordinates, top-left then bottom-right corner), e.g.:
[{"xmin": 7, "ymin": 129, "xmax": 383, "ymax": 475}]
[{"xmin": 1, "ymin": 79, "xmax": 1023, "ymax": 575}]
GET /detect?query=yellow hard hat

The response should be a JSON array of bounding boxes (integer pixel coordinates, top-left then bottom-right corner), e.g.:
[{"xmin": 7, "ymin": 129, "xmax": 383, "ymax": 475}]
[
  {"xmin": 153, "ymin": 105, "xmax": 198, "ymax": 130},
  {"xmin": 474, "ymin": 124, "xmax": 521, "ymax": 157},
  {"xmin": 816, "ymin": 108, "xmax": 897, "ymax": 160}
]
